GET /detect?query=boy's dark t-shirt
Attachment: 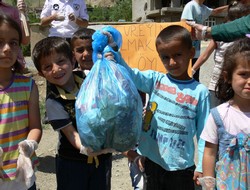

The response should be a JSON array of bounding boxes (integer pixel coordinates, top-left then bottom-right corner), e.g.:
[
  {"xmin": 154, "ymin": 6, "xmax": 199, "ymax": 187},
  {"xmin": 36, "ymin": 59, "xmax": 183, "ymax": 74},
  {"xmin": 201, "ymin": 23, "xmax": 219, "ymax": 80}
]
[{"xmin": 46, "ymin": 71, "xmax": 111, "ymax": 161}]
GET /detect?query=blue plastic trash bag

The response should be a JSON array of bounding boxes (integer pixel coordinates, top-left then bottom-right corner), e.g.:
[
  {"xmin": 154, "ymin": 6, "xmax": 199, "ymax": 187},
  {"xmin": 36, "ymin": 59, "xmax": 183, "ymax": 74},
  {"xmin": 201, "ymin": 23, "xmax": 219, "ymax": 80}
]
[{"xmin": 75, "ymin": 26, "xmax": 143, "ymax": 152}]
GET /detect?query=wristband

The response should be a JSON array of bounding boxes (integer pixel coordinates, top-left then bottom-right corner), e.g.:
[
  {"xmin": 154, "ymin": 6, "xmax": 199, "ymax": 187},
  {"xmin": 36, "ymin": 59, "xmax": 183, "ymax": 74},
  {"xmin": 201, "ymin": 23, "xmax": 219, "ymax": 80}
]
[{"xmin": 201, "ymin": 26, "xmax": 209, "ymax": 41}]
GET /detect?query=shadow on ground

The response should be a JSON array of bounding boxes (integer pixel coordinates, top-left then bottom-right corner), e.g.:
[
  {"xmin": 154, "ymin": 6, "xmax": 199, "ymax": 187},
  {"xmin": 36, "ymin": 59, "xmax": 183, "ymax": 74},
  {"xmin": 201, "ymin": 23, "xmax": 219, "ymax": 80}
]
[
  {"xmin": 112, "ymin": 153, "xmax": 126, "ymax": 161},
  {"xmin": 38, "ymin": 156, "xmax": 56, "ymax": 174}
]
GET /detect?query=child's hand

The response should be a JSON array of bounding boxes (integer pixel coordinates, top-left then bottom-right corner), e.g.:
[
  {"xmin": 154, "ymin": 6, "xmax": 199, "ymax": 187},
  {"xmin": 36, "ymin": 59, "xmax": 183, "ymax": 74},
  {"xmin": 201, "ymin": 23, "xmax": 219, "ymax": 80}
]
[
  {"xmin": 80, "ymin": 145, "xmax": 94, "ymax": 156},
  {"xmin": 102, "ymin": 31, "xmax": 118, "ymax": 51},
  {"xmin": 192, "ymin": 68, "xmax": 196, "ymax": 77},
  {"xmin": 104, "ymin": 52, "xmax": 116, "ymax": 62},
  {"xmin": 198, "ymin": 176, "xmax": 215, "ymax": 190},
  {"xmin": 18, "ymin": 140, "xmax": 38, "ymax": 157},
  {"xmin": 17, "ymin": 0, "xmax": 27, "ymax": 13},
  {"xmin": 134, "ymin": 155, "xmax": 145, "ymax": 172},
  {"xmin": 53, "ymin": 12, "xmax": 65, "ymax": 21},
  {"xmin": 68, "ymin": 13, "xmax": 76, "ymax": 22},
  {"xmin": 80, "ymin": 145, "xmax": 115, "ymax": 156},
  {"xmin": 193, "ymin": 171, "xmax": 203, "ymax": 185},
  {"xmin": 100, "ymin": 148, "xmax": 116, "ymax": 154},
  {"xmin": 186, "ymin": 21, "xmax": 207, "ymax": 40}
]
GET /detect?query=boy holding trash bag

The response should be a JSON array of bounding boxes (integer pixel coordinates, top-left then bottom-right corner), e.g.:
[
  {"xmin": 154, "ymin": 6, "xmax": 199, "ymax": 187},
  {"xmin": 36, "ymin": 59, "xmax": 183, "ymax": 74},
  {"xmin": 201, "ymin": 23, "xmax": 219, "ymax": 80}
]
[
  {"xmin": 99, "ymin": 25, "xmax": 210, "ymax": 190},
  {"xmin": 32, "ymin": 37, "xmax": 114, "ymax": 190}
]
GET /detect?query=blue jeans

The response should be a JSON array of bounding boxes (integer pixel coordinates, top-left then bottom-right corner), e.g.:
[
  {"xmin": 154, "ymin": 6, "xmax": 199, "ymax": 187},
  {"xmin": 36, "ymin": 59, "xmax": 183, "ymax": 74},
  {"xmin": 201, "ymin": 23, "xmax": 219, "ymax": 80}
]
[{"xmin": 55, "ymin": 155, "xmax": 112, "ymax": 190}]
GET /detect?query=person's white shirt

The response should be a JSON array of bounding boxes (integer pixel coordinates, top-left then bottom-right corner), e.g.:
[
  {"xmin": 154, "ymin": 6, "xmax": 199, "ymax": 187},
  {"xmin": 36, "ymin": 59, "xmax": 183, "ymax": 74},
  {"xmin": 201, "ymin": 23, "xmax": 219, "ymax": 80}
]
[{"xmin": 40, "ymin": 0, "xmax": 89, "ymax": 38}]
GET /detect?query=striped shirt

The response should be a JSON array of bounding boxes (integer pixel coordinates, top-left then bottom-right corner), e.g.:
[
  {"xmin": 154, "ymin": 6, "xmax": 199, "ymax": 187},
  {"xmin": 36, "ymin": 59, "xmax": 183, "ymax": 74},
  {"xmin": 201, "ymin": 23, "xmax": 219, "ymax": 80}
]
[{"xmin": 0, "ymin": 74, "xmax": 39, "ymax": 181}]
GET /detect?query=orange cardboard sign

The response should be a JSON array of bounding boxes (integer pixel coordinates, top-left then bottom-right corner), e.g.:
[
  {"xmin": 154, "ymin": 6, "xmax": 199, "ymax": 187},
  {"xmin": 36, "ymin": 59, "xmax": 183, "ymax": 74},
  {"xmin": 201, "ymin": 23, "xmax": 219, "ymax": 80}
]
[{"xmin": 113, "ymin": 22, "xmax": 191, "ymax": 73}]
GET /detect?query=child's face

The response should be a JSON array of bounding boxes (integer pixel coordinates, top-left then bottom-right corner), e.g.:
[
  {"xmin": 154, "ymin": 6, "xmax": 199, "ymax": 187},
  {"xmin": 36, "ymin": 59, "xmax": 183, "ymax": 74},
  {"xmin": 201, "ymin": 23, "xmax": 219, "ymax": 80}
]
[
  {"xmin": 39, "ymin": 51, "xmax": 75, "ymax": 90},
  {"xmin": 229, "ymin": 56, "xmax": 250, "ymax": 102},
  {"xmin": 157, "ymin": 40, "xmax": 194, "ymax": 80},
  {"xmin": 0, "ymin": 23, "xmax": 19, "ymax": 70},
  {"xmin": 72, "ymin": 38, "xmax": 93, "ymax": 70}
]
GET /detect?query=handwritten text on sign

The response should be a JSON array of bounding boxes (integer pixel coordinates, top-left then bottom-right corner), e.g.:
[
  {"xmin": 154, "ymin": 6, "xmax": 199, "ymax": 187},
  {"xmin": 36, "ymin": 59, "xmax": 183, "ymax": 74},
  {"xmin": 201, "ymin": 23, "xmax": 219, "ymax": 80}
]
[{"xmin": 113, "ymin": 22, "xmax": 190, "ymax": 73}]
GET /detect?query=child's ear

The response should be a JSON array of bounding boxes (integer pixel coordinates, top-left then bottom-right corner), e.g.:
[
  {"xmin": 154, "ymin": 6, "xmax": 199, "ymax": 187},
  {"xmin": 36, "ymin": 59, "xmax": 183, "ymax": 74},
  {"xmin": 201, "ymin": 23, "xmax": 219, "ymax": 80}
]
[{"xmin": 223, "ymin": 71, "xmax": 231, "ymax": 84}]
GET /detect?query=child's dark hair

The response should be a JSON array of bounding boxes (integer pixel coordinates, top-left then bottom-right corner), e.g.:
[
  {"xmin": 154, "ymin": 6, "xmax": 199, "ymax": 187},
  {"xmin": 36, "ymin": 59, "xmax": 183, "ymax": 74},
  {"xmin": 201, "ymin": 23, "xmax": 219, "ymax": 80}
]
[
  {"xmin": 215, "ymin": 37, "xmax": 250, "ymax": 102},
  {"xmin": 0, "ymin": 12, "xmax": 23, "ymax": 73},
  {"xmin": 32, "ymin": 37, "xmax": 73, "ymax": 72},
  {"xmin": 227, "ymin": 1, "xmax": 250, "ymax": 21},
  {"xmin": 71, "ymin": 28, "xmax": 95, "ymax": 48},
  {"xmin": 155, "ymin": 25, "xmax": 192, "ymax": 49}
]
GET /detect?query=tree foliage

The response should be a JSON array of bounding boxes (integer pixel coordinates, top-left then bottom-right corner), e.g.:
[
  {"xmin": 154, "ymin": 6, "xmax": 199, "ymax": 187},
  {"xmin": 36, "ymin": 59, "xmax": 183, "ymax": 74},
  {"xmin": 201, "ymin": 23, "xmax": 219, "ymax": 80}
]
[{"xmin": 89, "ymin": 0, "xmax": 132, "ymax": 22}]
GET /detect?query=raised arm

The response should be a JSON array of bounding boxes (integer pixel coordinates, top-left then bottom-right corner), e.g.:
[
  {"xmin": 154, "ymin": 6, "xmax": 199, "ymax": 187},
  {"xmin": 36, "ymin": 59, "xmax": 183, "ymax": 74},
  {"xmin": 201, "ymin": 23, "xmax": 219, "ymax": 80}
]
[
  {"xmin": 187, "ymin": 15, "xmax": 250, "ymax": 42},
  {"xmin": 211, "ymin": 5, "xmax": 228, "ymax": 15},
  {"xmin": 192, "ymin": 39, "xmax": 216, "ymax": 73}
]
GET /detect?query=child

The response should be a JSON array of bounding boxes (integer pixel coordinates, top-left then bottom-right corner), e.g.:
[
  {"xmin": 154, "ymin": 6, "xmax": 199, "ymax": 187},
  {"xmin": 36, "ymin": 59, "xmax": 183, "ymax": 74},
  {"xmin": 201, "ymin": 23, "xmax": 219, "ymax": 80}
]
[
  {"xmin": 32, "ymin": 36, "xmax": 113, "ymax": 190},
  {"xmin": 71, "ymin": 28, "xmax": 113, "ymax": 190},
  {"xmin": 0, "ymin": 0, "xmax": 30, "ymax": 68},
  {"xmin": 71, "ymin": 28, "xmax": 95, "ymax": 73},
  {"xmin": 192, "ymin": 1, "xmax": 250, "ymax": 108},
  {"xmin": 181, "ymin": 0, "xmax": 228, "ymax": 82},
  {"xmin": 122, "ymin": 90, "xmax": 147, "ymax": 190},
  {"xmin": 199, "ymin": 37, "xmax": 250, "ymax": 189},
  {"xmin": 0, "ymin": 13, "xmax": 42, "ymax": 189},
  {"xmin": 103, "ymin": 25, "xmax": 210, "ymax": 189}
]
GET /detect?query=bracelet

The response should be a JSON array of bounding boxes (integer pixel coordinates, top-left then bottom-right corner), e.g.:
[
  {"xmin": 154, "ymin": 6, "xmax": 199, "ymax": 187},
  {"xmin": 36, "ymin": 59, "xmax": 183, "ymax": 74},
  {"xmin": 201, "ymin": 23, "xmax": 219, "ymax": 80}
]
[{"xmin": 201, "ymin": 26, "xmax": 208, "ymax": 41}]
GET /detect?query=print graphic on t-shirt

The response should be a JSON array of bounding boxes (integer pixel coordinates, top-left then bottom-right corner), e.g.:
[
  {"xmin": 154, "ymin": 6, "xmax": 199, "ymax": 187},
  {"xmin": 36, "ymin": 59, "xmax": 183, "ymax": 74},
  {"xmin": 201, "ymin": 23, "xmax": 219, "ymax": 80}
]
[
  {"xmin": 73, "ymin": 4, "xmax": 80, "ymax": 11},
  {"xmin": 53, "ymin": 4, "xmax": 59, "ymax": 10},
  {"xmin": 143, "ymin": 102, "xmax": 157, "ymax": 132}
]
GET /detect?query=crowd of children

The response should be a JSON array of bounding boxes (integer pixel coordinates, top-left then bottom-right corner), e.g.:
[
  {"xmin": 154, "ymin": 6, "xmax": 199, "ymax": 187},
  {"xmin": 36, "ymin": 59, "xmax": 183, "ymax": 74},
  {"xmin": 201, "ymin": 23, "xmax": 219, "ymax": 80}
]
[{"xmin": 0, "ymin": 1, "xmax": 250, "ymax": 189}]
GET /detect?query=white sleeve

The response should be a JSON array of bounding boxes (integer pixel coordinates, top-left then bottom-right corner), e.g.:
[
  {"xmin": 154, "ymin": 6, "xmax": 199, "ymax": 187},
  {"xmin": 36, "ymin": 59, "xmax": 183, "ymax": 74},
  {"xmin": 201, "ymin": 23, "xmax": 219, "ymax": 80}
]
[
  {"xmin": 40, "ymin": 0, "xmax": 51, "ymax": 19},
  {"xmin": 200, "ymin": 113, "xmax": 218, "ymax": 144},
  {"xmin": 181, "ymin": 4, "xmax": 194, "ymax": 20},
  {"xmin": 46, "ymin": 98, "xmax": 70, "ymax": 121},
  {"xmin": 79, "ymin": 0, "xmax": 89, "ymax": 20}
]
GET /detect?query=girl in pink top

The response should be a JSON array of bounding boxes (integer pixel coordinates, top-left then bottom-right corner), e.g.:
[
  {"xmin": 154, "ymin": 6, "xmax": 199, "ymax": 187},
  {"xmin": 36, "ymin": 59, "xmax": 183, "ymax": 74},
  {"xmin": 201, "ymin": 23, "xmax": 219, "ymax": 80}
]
[{"xmin": 199, "ymin": 37, "xmax": 250, "ymax": 189}]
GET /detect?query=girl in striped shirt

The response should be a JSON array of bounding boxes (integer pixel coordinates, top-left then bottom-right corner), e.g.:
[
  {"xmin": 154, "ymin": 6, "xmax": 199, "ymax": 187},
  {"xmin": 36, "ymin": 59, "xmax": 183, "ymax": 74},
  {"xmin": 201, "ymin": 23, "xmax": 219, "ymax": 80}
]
[{"xmin": 0, "ymin": 13, "xmax": 42, "ymax": 190}]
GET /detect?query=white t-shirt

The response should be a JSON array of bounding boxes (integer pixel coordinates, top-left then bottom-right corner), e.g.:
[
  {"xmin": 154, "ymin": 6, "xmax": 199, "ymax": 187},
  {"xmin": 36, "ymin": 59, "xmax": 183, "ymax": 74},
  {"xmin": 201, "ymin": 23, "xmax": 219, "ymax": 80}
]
[
  {"xmin": 201, "ymin": 102, "xmax": 250, "ymax": 144},
  {"xmin": 181, "ymin": 0, "xmax": 213, "ymax": 58},
  {"xmin": 40, "ymin": 0, "xmax": 89, "ymax": 38}
]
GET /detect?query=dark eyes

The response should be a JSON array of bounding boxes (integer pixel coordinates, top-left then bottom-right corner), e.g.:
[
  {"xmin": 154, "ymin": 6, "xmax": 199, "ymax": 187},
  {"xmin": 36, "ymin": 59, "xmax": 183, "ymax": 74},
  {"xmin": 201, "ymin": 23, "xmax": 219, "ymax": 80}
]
[
  {"xmin": 75, "ymin": 47, "xmax": 93, "ymax": 54},
  {"xmin": 161, "ymin": 54, "xmax": 182, "ymax": 61},
  {"xmin": 0, "ymin": 40, "xmax": 19, "ymax": 50},
  {"xmin": 161, "ymin": 56, "xmax": 169, "ymax": 61}
]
